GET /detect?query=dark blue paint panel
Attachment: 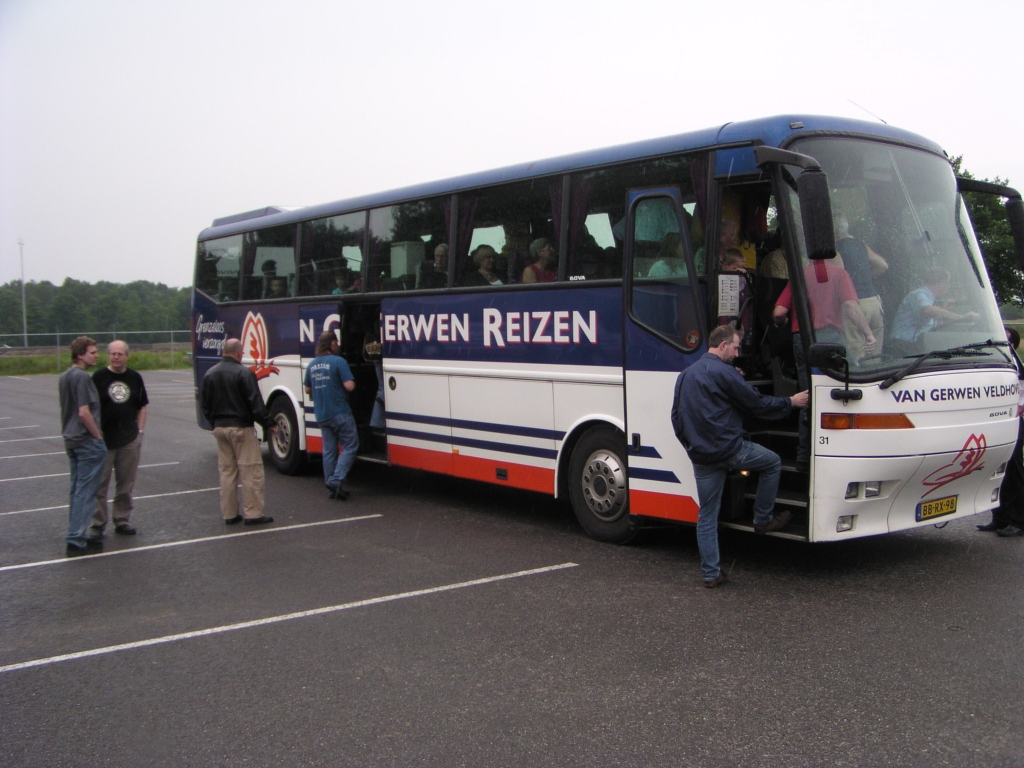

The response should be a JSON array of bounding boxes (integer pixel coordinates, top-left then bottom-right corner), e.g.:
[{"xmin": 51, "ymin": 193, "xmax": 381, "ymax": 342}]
[
  {"xmin": 628, "ymin": 467, "xmax": 681, "ymax": 483},
  {"xmin": 381, "ymin": 287, "xmax": 622, "ymax": 368},
  {"xmin": 388, "ymin": 411, "xmax": 564, "ymax": 441},
  {"xmin": 388, "ymin": 427, "xmax": 558, "ymax": 460}
]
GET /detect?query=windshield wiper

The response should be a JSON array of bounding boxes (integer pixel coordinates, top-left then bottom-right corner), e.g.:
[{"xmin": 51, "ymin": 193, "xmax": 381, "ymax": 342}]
[{"xmin": 879, "ymin": 340, "xmax": 1005, "ymax": 390}]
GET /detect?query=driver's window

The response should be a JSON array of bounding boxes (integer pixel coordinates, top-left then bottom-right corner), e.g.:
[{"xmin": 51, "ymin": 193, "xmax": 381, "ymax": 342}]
[{"xmin": 629, "ymin": 196, "xmax": 702, "ymax": 351}]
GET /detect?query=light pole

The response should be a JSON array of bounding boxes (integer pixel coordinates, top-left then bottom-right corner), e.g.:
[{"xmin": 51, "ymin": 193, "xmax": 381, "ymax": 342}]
[{"xmin": 18, "ymin": 239, "xmax": 27, "ymax": 347}]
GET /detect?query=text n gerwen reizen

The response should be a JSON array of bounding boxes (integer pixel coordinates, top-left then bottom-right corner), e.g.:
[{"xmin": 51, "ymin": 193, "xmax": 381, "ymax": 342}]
[{"xmin": 381, "ymin": 309, "xmax": 599, "ymax": 347}]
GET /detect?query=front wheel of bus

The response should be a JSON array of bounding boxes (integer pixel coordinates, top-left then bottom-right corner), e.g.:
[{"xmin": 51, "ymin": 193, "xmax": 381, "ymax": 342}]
[
  {"xmin": 568, "ymin": 426, "xmax": 636, "ymax": 544},
  {"xmin": 268, "ymin": 398, "xmax": 305, "ymax": 475}
]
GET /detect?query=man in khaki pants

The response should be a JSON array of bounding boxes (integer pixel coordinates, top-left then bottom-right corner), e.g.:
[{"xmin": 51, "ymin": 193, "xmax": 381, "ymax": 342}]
[{"xmin": 200, "ymin": 338, "xmax": 277, "ymax": 526}]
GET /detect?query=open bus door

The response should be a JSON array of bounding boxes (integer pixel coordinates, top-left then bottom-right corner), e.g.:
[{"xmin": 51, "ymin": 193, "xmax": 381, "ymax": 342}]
[{"xmin": 621, "ymin": 188, "xmax": 707, "ymax": 528}]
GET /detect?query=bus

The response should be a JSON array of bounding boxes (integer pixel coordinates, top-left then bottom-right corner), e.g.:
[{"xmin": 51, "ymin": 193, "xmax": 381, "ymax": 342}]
[{"xmin": 191, "ymin": 114, "xmax": 1024, "ymax": 544}]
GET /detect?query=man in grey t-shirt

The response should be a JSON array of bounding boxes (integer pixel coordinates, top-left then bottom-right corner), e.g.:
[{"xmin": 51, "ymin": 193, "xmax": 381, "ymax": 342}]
[{"xmin": 58, "ymin": 336, "xmax": 107, "ymax": 556}]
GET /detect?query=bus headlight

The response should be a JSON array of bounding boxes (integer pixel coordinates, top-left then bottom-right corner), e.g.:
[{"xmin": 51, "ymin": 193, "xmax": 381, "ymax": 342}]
[{"xmin": 837, "ymin": 515, "xmax": 856, "ymax": 532}]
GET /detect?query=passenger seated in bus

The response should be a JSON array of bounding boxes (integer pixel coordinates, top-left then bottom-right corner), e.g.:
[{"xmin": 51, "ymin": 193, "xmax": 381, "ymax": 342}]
[
  {"xmin": 694, "ymin": 217, "xmax": 748, "ymax": 269},
  {"xmin": 417, "ymin": 244, "xmax": 449, "ymax": 289},
  {"xmin": 890, "ymin": 267, "xmax": 981, "ymax": 356},
  {"xmin": 648, "ymin": 232, "xmax": 687, "ymax": 277},
  {"xmin": 721, "ymin": 248, "xmax": 746, "ymax": 274},
  {"xmin": 773, "ymin": 259, "xmax": 877, "ymax": 469},
  {"xmin": 522, "ymin": 238, "xmax": 557, "ymax": 283},
  {"xmin": 268, "ymin": 276, "xmax": 289, "ymax": 298},
  {"xmin": 331, "ymin": 269, "xmax": 360, "ymax": 295},
  {"xmin": 461, "ymin": 245, "xmax": 504, "ymax": 286},
  {"xmin": 834, "ymin": 212, "xmax": 889, "ymax": 364}
]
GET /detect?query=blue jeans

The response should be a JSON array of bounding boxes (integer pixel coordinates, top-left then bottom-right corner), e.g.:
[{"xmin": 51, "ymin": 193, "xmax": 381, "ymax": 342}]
[
  {"xmin": 320, "ymin": 412, "xmax": 359, "ymax": 488},
  {"xmin": 693, "ymin": 441, "xmax": 782, "ymax": 580},
  {"xmin": 66, "ymin": 438, "xmax": 108, "ymax": 547}
]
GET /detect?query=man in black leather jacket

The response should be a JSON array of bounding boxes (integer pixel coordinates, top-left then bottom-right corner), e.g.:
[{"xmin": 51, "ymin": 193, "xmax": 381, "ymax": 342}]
[{"xmin": 200, "ymin": 338, "xmax": 277, "ymax": 526}]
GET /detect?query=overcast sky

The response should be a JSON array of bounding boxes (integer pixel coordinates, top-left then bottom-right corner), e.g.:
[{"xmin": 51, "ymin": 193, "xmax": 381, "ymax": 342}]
[{"xmin": 2, "ymin": 0, "xmax": 1022, "ymax": 289}]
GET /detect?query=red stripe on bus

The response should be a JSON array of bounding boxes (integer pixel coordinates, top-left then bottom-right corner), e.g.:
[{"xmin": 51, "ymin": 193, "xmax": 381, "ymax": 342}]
[
  {"xmin": 389, "ymin": 443, "xmax": 554, "ymax": 493},
  {"xmin": 452, "ymin": 453, "xmax": 554, "ymax": 494},
  {"xmin": 306, "ymin": 435, "xmax": 322, "ymax": 453},
  {"xmin": 629, "ymin": 489, "xmax": 699, "ymax": 523},
  {"xmin": 388, "ymin": 443, "xmax": 454, "ymax": 475}
]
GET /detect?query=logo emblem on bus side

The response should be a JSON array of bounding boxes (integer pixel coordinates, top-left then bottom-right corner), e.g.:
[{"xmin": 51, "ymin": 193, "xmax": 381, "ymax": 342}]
[
  {"xmin": 920, "ymin": 433, "xmax": 986, "ymax": 498},
  {"xmin": 241, "ymin": 311, "xmax": 280, "ymax": 381}
]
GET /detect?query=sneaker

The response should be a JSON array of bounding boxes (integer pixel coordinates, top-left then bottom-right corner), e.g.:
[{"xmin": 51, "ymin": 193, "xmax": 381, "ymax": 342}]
[
  {"xmin": 114, "ymin": 523, "xmax": 137, "ymax": 535},
  {"xmin": 243, "ymin": 515, "xmax": 274, "ymax": 526},
  {"xmin": 754, "ymin": 510, "xmax": 792, "ymax": 534},
  {"xmin": 703, "ymin": 570, "xmax": 728, "ymax": 589}
]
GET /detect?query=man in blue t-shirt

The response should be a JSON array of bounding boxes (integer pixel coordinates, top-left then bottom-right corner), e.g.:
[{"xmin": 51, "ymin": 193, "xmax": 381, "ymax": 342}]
[{"xmin": 304, "ymin": 331, "xmax": 358, "ymax": 499}]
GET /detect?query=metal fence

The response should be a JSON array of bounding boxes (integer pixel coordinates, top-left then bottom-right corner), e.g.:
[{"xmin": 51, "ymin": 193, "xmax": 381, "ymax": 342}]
[{"xmin": 0, "ymin": 330, "xmax": 192, "ymax": 372}]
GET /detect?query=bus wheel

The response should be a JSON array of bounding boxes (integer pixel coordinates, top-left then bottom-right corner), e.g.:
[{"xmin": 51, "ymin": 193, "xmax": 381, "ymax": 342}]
[
  {"xmin": 268, "ymin": 398, "xmax": 305, "ymax": 475},
  {"xmin": 568, "ymin": 426, "xmax": 636, "ymax": 543}
]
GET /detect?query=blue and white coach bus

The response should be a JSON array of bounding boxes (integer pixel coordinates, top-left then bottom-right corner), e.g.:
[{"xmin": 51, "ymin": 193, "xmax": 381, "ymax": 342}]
[{"xmin": 192, "ymin": 114, "xmax": 1024, "ymax": 544}]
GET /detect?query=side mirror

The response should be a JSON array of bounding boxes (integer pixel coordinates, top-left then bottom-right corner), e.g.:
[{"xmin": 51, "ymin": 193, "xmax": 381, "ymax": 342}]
[
  {"xmin": 1006, "ymin": 197, "xmax": 1024, "ymax": 273},
  {"xmin": 807, "ymin": 342, "xmax": 846, "ymax": 369},
  {"xmin": 797, "ymin": 169, "xmax": 837, "ymax": 260}
]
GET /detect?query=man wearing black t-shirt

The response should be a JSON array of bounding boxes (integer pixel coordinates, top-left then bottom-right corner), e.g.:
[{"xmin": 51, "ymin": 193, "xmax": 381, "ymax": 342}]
[{"xmin": 89, "ymin": 340, "xmax": 149, "ymax": 538}]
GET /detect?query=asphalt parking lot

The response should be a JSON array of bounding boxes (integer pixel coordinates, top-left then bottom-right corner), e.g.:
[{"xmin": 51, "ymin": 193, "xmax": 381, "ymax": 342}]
[{"xmin": 1, "ymin": 369, "xmax": 1023, "ymax": 767}]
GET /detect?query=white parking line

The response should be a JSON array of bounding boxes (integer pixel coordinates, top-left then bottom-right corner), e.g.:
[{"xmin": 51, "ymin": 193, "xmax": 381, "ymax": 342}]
[
  {"xmin": 0, "ymin": 436, "xmax": 61, "ymax": 444},
  {"xmin": 0, "ymin": 451, "xmax": 65, "ymax": 460},
  {"xmin": 5, "ymin": 377, "xmax": 31, "ymax": 382},
  {"xmin": 0, "ymin": 461, "xmax": 180, "ymax": 483},
  {"xmin": 0, "ymin": 486, "xmax": 220, "ymax": 517},
  {"xmin": 0, "ymin": 425, "xmax": 39, "ymax": 431},
  {"xmin": 0, "ymin": 515, "xmax": 384, "ymax": 573},
  {"xmin": 0, "ymin": 562, "xmax": 577, "ymax": 673}
]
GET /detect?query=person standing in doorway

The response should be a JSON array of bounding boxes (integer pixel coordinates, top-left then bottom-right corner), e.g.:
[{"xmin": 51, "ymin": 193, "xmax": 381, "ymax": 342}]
[
  {"xmin": 89, "ymin": 340, "xmax": 149, "ymax": 539},
  {"xmin": 304, "ymin": 331, "xmax": 358, "ymax": 499},
  {"xmin": 58, "ymin": 336, "xmax": 107, "ymax": 556},
  {"xmin": 200, "ymin": 338, "xmax": 276, "ymax": 525}
]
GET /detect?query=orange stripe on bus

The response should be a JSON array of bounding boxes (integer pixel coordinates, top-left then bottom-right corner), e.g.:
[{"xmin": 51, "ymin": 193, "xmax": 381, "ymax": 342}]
[
  {"xmin": 388, "ymin": 443, "xmax": 454, "ymax": 475},
  {"xmin": 629, "ymin": 489, "xmax": 699, "ymax": 523},
  {"xmin": 306, "ymin": 435, "xmax": 322, "ymax": 453},
  {"xmin": 452, "ymin": 453, "xmax": 555, "ymax": 494}
]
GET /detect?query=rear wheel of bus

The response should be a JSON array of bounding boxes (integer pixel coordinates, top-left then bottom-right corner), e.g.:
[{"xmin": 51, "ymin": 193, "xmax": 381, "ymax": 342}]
[
  {"xmin": 568, "ymin": 425, "xmax": 636, "ymax": 544},
  {"xmin": 268, "ymin": 397, "xmax": 305, "ymax": 475}
]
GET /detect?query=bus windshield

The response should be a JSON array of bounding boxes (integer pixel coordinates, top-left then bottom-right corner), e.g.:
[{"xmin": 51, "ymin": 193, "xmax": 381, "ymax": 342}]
[{"xmin": 784, "ymin": 137, "xmax": 1006, "ymax": 378}]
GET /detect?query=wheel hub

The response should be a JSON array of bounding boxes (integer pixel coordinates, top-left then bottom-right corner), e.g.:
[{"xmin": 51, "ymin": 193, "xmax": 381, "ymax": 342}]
[
  {"xmin": 580, "ymin": 449, "xmax": 627, "ymax": 522},
  {"xmin": 272, "ymin": 413, "xmax": 291, "ymax": 458}
]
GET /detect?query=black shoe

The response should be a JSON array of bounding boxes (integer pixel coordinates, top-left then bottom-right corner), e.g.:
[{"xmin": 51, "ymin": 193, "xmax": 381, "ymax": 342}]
[
  {"xmin": 977, "ymin": 520, "xmax": 1008, "ymax": 532},
  {"xmin": 114, "ymin": 523, "xmax": 136, "ymax": 535},
  {"xmin": 87, "ymin": 525, "xmax": 105, "ymax": 541},
  {"xmin": 243, "ymin": 515, "xmax": 274, "ymax": 526},
  {"xmin": 704, "ymin": 570, "xmax": 728, "ymax": 589},
  {"xmin": 224, "ymin": 514, "xmax": 243, "ymax": 525},
  {"xmin": 997, "ymin": 525, "xmax": 1024, "ymax": 537},
  {"xmin": 66, "ymin": 539, "xmax": 103, "ymax": 557},
  {"xmin": 331, "ymin": 486, "xmax": 350, "ymax": 500},
  {"xmin": 754, "ymin": 510, "xmax": 792, "ymax": 534}
]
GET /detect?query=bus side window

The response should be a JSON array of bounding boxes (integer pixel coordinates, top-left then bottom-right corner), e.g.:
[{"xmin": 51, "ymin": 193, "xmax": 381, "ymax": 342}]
[
  {"xmin": 298, "ymin": 212, "xmax": 365, "ymax": 296},
  {"xmin": 241, "ymin": 224, "xmax": 297, "ymax": 300},
  {"xmin": 456, "ymin": 179, "xmax": 559, "ymax": 288},
  {"xmin": 195, "ymin": 234, "xmax": 242, "ymax": 302},
  {"xmin": 367, "ymin": 198, "xmax": 449, "ymax": 293}
]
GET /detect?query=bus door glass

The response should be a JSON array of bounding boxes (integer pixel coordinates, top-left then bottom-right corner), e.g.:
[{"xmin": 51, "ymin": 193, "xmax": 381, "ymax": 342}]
[{"xmin": 623, "ymin": 188, "xmax": 705, "ymax": 522}]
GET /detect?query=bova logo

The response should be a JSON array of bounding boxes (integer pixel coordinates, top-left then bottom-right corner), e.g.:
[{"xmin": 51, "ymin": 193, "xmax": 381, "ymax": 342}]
[{"xmin": 241, "ymin": 312, "xmax": 280, "ymax": 381}]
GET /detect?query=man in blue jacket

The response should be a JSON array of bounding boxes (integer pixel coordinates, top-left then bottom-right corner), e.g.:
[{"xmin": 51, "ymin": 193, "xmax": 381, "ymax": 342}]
[{"xmin": 672, "ymin": 325, "xmax": 808, "ymax": 588}]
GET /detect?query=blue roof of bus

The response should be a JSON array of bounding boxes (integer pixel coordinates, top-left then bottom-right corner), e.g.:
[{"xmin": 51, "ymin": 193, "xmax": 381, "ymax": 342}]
[{"xmin": 199, "ymin": 114, "xmax": 944, "ymax": 240}]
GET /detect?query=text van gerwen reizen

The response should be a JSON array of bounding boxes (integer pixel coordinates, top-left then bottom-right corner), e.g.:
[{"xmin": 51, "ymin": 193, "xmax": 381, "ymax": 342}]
[{"xmin": 382, "ymin": 310, "xmax": 598, "ymax": 347}]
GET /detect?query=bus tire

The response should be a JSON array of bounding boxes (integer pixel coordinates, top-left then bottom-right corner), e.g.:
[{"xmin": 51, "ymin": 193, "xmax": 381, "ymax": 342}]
[
  {"xmin": 568, "ymin": 425, "xmax": 636, "ymax": 544},
  {"xmin": 267, "ymin": 397, "xmax": 305, "ymax": 475}
]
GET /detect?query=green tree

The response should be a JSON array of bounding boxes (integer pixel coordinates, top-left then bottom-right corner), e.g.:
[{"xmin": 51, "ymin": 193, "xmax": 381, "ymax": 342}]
[{"xmin": 952, "ymin": 156, "xmax": 1023, "ymax": 307}]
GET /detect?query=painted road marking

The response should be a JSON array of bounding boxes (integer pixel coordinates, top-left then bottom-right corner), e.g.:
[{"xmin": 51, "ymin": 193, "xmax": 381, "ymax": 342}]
[
  {"xmin": 0, "ymin": 486, "xmax": 220, "ymax": 517},
  {"xmin": 0, "ymin": 515, "xmax": 384, "ymax": 573},
  {"xmin": 0, "ymin": 562, "xmax": 577, "ymax": 673},
  {"xmin": 0, "ymin": 451, "xmax": 65, "ymax": 460},
  {"xmin": 0, "ymin": 461, "xmax": 180, "ymax": 483},
  {"xmin": 0, "ymin": 436, "xmax": 62, "ymax": 444}
]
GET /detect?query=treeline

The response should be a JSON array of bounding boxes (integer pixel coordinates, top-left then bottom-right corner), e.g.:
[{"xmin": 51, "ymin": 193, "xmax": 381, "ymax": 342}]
[{"xmin": 0, "ymin": 279, "xmax": 190, "ymax": 337}]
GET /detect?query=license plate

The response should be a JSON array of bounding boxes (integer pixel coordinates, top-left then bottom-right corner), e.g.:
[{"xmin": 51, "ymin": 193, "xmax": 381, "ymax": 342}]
[{"xmin": 916, "ymin": 495, "xmax": 958, "ymax": 522}]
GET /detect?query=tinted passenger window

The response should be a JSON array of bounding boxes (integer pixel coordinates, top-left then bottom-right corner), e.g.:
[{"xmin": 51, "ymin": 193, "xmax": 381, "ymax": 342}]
[
  {"xmin": 630, "ymin": 196, "xmax": 702, "ymax": 351},
  {"xmin": 569, "ymin": 154, "xmax": 708, "ymax": 280},
  {"xmin": 456, "ymin": 179, "xmax": 559, "ymax": 287},
  {"xmin": 195, "ymin": 235, "xmax": 243, "ymax": 301},
  {"xmin": 298, "ymin": 212, "xmax": 365, "ymax": 296},
  {"xmin": 241, "ymin": 224, "xmax": 298, "ymax": 299},
  {"xmin": 367, "ymin": 198, "xmax": 449, "ymax": 292}
]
